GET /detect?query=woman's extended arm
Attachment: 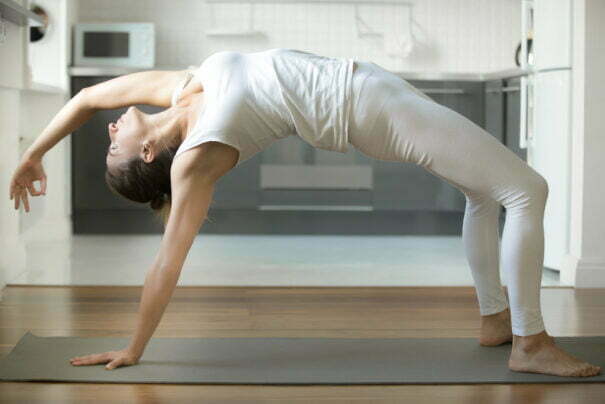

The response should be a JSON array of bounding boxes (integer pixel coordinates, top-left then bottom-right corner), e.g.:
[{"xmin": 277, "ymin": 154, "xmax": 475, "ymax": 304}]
[
  {"xmin": 24, "ymin": 69, "xmax": 192, "ymax": 161},
  {"xmin": 10, "ymin": 69, "xmax": 197, "ymax": 211},
  {"xmin": 69, "ymin": 141, "xmax": 239, "ymax": 370},
  {"xmin": 23, "ymin": 90, "xmax": 94, "ymax": 161}
]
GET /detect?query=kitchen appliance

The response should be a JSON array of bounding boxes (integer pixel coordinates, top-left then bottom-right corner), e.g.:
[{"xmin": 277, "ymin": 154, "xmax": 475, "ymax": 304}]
[
  {"xmin": 73, "ymin": 22, "xmax": 155, "ymax": 68},
  {"xmin": 519, "ymin": 0, "xmax": 572, "ymax": 272}
]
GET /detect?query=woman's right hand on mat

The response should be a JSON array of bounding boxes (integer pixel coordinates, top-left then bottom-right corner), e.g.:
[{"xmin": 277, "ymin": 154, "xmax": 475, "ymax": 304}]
[
  {"xmin": 8, "ymin": 155, "xmax": 47, "ymax": 213},
  {"xmin": 69, "ymin": 349, "xmax": 141, "ymax": 370}
]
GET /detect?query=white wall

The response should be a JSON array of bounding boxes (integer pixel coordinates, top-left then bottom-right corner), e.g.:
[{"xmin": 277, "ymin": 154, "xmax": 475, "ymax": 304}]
[
  {"xmin": 0, "ymin": 89, "xmax": 28, "ymax": 298},
  {"xmin": 0, "ymin": 1, "xmax": 27, "ymax": 88},
  {"xmin": 77, "ymin": 0, "xmax": 521, "ymax": 73},
  {"xmin": 0, "ymin": 3, "xmax": 27, "ymax": 298},
  {"xmin": 0, "ymin": 0, "xmax": 76, "ymax": 297},
  {"xmin": 565, "ymin": 0, "xmax": 605, "ymax": 287}
]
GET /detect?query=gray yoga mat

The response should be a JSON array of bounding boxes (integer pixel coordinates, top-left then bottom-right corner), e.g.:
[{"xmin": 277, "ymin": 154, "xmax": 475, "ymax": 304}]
[{"xmin": 0, "ymin": 331, "xmax": 604, "ymax": 384}]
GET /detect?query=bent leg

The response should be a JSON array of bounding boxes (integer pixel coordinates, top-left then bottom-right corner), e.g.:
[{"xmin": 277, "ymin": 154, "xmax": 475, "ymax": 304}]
[
  {"xmin": 347, "ymin": 63, "xmax": 547, "ymax": 336},
  {"xmin": 499, "ymin": 174, "xmax": 548, "ymax": 336},
  {"xmin": 347, "ymin": 62, "xmax": 601, "ymax": 376}
]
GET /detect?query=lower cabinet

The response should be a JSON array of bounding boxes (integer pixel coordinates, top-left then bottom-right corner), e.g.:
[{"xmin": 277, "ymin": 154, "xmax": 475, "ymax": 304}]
[
  {"xmin": 71, "ymin": 75, "xmax": 521, "ymax": 234},
  {"xmin": 503, "ymin": 77, "xmax": 527, "ymax": 161},
  {"xmin": 71, "ymin": 75, "xmax": 261, "ymax": 233}
]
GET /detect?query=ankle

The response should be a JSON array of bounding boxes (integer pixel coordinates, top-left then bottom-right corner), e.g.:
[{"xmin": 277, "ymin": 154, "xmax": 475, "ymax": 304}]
[
  {"xmin": 481, "ymin": 308, "xmax": 510, "ymax": 321},
  {"xmin": 513, "ymin": 330, "xmax": 551, "ymax": 353}
]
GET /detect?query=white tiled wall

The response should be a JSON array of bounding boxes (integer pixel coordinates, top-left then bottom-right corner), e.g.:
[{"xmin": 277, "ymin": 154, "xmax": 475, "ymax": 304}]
[{"xmin": 77, "ymin": 0, "xmax": 521, "ymax": 72}]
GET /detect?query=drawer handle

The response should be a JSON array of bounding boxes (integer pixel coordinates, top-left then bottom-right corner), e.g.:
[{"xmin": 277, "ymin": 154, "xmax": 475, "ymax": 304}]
[
  {"xmin": 417, "ymin": 88, "xmax": 467, "ymax": 95},
  {"xmin": 257, "ymin": 205, "xmax": 373, "ymax": 212}
]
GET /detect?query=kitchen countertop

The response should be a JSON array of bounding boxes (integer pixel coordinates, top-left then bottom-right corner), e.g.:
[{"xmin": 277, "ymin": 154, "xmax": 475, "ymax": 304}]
[
  {"xmin": 68, "ymin": 65, "xmax": 530, "ymax": 82},
  {"xmin": 391, "ymin": 67, "xmax": 530, "ymax": 81},
  {"xmin": 1, "ymin": 81, "xmax": 67, "ymax": 94}
]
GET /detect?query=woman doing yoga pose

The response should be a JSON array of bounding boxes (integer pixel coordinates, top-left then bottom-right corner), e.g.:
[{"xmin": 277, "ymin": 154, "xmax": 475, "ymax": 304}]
[{"xmin": 8, "ymin": 48, "xmax": 600, "ymax": 377}]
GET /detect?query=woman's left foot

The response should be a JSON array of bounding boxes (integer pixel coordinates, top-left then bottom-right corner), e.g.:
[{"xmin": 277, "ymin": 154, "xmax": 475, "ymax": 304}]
[{"xmin": 479, "ymin": 308, "xmax": 513, "ymax": 346}]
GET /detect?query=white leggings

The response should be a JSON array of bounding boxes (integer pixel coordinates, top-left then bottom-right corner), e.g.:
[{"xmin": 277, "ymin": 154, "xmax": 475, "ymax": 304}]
[{"xmin": 348, "ymin": 60, "xmax": 548, "ymax": 336}]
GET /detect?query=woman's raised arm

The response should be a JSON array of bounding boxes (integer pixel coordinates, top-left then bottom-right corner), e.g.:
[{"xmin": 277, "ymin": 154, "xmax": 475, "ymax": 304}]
[
  {"xmin": 24, "ymin": 69, "xmax": 194, "ymax": 161},
  {"xmin": 9, "ymin": 69, "xmax": 199, "ymax": 211},
  {"xmin": 82, "ymin": 69, "xmax": 199, "ymax": 110}
]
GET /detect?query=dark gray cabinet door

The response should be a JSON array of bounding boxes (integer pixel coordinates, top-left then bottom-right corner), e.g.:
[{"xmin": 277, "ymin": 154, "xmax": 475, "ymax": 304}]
[
  {"xmin": 210, "ymin": 153, "xmax": 260, "ymax": 209},
  {"xmin": 484, "ymin": 79, "xmax": 505, "ymax": 143},
  {"xmin": 370, "ymin": 80, "xmax": 485, "ymax": 212},
  {"xmin": 71, "ymin": 76, "xmax": 260, "ymax": 229},
  {"xmin": 503, "ymin": 77, "xmax": 527, "ymax": 161},
  {"xmin": 71, "ymin": 76, "xmax": 160, "ymax": 212}
]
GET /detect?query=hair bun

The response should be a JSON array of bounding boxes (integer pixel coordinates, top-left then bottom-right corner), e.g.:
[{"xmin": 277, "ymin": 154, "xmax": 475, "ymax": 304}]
[{"xmin": 149, "ymin": 193, "xmax": 166, "ymax": 210}]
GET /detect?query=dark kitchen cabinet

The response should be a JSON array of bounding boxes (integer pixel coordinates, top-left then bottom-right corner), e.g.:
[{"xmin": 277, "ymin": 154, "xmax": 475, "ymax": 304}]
[
  {"xmin": 503, "ymin": 77, "xmax": 527, "ymax": 161},
  {"xmin": 484, "ymin": 79, "xmax": 505, "ymax": 143},
  {"xmin": 70, "ymin": 73, "xmax": 523, "ymax": 234},
  {"xmin": 71, "ymin": 76, "xmax": 162, "ymax": 212},
  {"xmin": 71, "ymin": 76, "xmax": 260, "ymax": 233}
]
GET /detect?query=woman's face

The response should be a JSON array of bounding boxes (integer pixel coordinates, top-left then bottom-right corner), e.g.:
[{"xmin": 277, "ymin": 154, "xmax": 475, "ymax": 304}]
[{"xmin": 106, "ymin": 106, "xmax": 148, "ymax": 169}]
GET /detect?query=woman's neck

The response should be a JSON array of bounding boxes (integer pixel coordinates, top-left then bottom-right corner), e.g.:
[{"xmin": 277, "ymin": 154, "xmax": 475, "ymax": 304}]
[{"xmin": 146, "ymin": 93, "xmax": 204, "ymax": 150}]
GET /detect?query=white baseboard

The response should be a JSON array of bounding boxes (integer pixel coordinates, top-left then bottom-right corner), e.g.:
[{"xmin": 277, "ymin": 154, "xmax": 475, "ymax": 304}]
[
  {"xmin": 0, "ymin": 235, "xmax": 27, "ymax": 300},
  {"xmin": 575, "ymin": 258, "xmax": 605, "ymax": 288},
  {"xmin": 560, "ymin": 253, "xmax": 579, "ymax": 286}
]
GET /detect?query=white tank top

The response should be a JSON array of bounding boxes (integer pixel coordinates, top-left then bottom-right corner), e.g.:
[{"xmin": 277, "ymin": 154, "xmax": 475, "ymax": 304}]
[{"xmin": 171, "ymin": 48, "xmax": 355, "ymax": 167}]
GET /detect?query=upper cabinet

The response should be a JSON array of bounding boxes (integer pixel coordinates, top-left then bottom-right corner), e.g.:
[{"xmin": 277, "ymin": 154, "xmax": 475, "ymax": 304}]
[
  {"xmin": 0, "ymin": 0, "xmax": 29, "ymax": 89},
  {"xmin": 27, "ymin": 0, "xmax": 78, "ymax": 92},
  {"xmin": 532, "ymin": 0, "xmax": 572, "ymax": 70},
  {"xmin": 0, "ymin": 0, "xmax": 76, "ymax": 93}
]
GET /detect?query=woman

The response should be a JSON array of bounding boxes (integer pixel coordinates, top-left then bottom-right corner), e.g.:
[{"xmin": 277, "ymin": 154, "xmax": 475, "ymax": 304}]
[{"xmin": 9, "ymin": 48, "xmax": 600, "ymax": 377}]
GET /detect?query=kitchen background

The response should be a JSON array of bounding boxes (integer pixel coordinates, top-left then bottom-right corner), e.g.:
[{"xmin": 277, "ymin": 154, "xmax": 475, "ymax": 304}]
[
  {"xmin": 1, "ymin": 0, "xmax": 604, "ymax": 295},
  {"xmin": 78, "ymin": 0, "xmax": 520, "ymax": 72}
]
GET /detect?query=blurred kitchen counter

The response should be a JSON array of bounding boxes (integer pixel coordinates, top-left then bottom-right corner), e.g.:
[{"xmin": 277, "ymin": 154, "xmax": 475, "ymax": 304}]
[
  {"xmin": 68, "ymin": 65, "xmax": 530, "ymax": 82},
  {"xmin": 392, "ymin": 67, "xmax": 529, "ymax": 81}
]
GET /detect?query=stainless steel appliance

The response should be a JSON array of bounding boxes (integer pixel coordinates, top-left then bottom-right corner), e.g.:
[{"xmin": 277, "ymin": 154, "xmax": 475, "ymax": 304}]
[{"xmin": 73, "ymin": 22, "xmax": 155, "ymax": 68}]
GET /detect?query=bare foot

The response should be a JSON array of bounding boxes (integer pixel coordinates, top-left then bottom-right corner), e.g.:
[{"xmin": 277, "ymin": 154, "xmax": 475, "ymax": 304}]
[
  {"xmin": 479, "ymin": 308, "xmax": 513, "ymax": 346},
  {"xmin": 509, "ymin": 331, "xmax": 602, "ymax": 377}
]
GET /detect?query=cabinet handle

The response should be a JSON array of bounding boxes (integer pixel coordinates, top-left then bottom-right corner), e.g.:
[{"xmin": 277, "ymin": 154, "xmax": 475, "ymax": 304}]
[
  {"xmin": 485, "ymin": 86, "xmax": 520, "ymax": 94},
  {"xmin": 417, "ymin": 88, "xmax": 467, "ymax": 95},
  {"xmin": 519, "ymin": 76, "xmax": 528, "ymax": 149},
  {"xmin": 258, "ymin": 205, "xmax": 373, "ymax": 212}
]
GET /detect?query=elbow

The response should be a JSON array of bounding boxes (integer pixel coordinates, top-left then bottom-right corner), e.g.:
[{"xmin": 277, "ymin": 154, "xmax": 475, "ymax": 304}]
[{"xmin": 75, "ymin": 87, "xmax": 94, "ymax": 110}]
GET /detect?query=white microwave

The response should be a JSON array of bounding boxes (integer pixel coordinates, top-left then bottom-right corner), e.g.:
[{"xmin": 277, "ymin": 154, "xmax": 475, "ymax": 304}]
[{"xmin": 73, "ymin": 23, "xmax": 155, "ymax": 68}]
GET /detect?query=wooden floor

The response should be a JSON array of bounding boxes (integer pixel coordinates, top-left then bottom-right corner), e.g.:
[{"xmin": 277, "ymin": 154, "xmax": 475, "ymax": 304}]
[{"xmin": 0, "ymin": 285, "xmax": 604, "ymax": 403}]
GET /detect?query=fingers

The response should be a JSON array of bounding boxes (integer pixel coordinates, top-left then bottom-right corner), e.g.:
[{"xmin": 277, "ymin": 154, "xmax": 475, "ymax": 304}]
[
  {"xmin": 13, "ymin": 184, "xmax": 21, "ymax": 210},
  {"xmin": 40, "ymin": 176, "xmax": 47, "ymax": 195},
  {"xmin": 70, "ymin": 352, "xmax": 112, "ymax": 366},
  {"xmin": 105, "ymin": 358, "xmax": 124, "ymax": 370},
  {"xmin": 26, "ymin": 182, "xmax": 37, "ymax": 197},
  {"xmin": 20, "ymin": 187, "xmax": 30, "ymax": 213},
  {"xmin": 9, "ymin": 181, "xmax": 18, "ymax": 203},
  {"xmin": 9, "ymin": 180, "xmax": 46, "ymax": 212},
  {"xmin": 27, "ymin": 180, "xmax": 45, "ymax": 196}
]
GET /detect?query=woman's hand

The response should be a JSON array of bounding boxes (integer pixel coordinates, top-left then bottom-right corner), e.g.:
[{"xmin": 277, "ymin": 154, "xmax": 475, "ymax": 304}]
[
  {"xmin": 69, "ymin": 348, "xmax": 141, "ymax": 370},
  {"xmin": 8, "ymin": 155, "xmax": 47, "ymax": 213}
]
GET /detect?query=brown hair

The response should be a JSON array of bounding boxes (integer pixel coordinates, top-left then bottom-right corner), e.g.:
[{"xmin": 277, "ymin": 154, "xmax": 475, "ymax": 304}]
[{"xmin": 104, "ymin": 144, "xmax": 179, "ymax": 228}]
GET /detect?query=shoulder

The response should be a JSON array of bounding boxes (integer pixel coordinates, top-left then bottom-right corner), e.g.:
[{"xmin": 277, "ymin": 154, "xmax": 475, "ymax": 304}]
[
  {"xmin": 171, "ymin": 68, "xmax": 204, "ymax": 107},
  {"xmin": 170, "ymin": 141, "xmax": 239, "ymax": 184}
]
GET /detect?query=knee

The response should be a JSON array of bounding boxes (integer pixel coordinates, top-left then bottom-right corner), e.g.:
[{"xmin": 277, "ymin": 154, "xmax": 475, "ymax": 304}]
[
  {"xmin": 509, "ymin": 173, "xmax": 549, "ymax": 210},
  {"xmin": 464, "ymin": 193, "xmax": 501, "ymax": 217},
  {"xmin": 528, "ymin": 174, "xmax": 549, "ymax": 203}
]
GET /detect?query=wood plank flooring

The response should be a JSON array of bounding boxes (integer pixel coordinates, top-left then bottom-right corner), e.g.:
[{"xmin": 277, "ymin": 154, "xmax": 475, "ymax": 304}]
[{"xmin": 0, "ymin": 286, "xmax": 604, "ymax": 403}]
